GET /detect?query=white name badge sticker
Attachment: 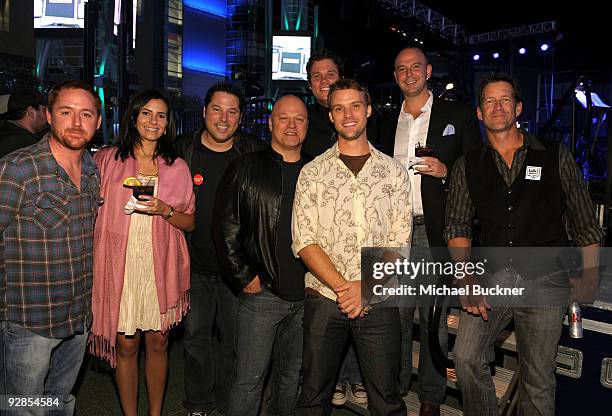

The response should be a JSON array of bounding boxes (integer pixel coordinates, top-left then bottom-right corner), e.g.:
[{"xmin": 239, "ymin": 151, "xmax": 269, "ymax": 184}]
[{"xmin": 525, "ymin": 166, "xmax": 542, "ymax": 181}]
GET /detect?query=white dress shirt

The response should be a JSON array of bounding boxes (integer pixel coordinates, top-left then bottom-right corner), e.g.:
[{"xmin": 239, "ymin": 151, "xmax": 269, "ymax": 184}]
[{"xmin": 392, "ymin": 91, "xmax": 434, "ymax": 216}]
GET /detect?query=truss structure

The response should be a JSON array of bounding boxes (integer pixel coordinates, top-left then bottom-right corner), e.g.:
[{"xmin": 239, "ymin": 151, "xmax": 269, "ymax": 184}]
[
  {"xmin": 377, "ymin": 0, "xmax": 466, "ymax": 45},
  {"xmin": 468, "ymin": 21, "xmax": 557, "ymax": 45}
]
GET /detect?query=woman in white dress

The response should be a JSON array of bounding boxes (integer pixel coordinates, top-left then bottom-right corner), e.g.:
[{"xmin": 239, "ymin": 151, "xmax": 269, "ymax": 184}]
[{"xmin": 90, "ymin": 89, "xmax": 195, "ymax": 416}]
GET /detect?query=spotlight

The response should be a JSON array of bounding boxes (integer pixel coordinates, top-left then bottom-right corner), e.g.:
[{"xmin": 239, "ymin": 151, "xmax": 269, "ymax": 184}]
[
  {"xmin": 518, "ymin": 47, "xmax": 526, "ymax": 55},
  {"xmin": 540, "ymin": 43, "xmax": 549, "ymax": 51},
  {"xmin": 472, "ymin": 54, "xmax": 480, "ymax": 61},
  {"xmin": 445, "ymin": 82, "xmax": 454, "ymax": 90},
  {"xmin": 492, "ymin": 52, "xmax": 500, "ymax": 59}
]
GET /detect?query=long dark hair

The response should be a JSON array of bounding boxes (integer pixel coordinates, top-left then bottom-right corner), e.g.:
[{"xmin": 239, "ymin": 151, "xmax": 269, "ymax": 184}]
[{"xmin": 115, "ymin": 89, "xmax": 178, "ymax": 165}]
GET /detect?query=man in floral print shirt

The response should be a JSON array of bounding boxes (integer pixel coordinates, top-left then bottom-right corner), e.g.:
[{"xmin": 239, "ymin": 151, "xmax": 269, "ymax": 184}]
[{"xmin": 292, "ymin": 78, "xmax": 412, "ymax": 416}]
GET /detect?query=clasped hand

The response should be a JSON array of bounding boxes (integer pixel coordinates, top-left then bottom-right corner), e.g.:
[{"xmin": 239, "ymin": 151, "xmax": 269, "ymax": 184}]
[{"xmin": 335, "ymin": 281, "xmax": 369, "ymax": 319}]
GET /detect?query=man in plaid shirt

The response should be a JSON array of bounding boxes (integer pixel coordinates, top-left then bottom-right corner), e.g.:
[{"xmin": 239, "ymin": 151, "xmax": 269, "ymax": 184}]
[{"xmin": 0, "ymin": 80, "xmax": 101, "ymax": 415}]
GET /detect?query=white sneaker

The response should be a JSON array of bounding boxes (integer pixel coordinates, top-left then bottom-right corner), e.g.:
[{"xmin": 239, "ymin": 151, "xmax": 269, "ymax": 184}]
[
  {"xmin": 350, "ymin": 383, "xmax": 368, "ymax": 404},
  {"xmin": 332, "ymin": 383, "xmax": 348, "ymax": 405}
]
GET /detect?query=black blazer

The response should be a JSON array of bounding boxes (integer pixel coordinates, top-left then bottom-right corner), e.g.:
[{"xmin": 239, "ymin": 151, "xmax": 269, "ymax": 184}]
[{"xmin": 379, "ymin": 97, "xmax": 483, "ymax": 248}]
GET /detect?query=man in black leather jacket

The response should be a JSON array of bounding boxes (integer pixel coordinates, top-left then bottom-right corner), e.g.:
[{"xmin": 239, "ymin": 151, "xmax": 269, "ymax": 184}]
[
  {"xmin": 213, "ymin": 95, "xmax": 309, "ymax": 416},
  {"xmin": 175, "ymin": 83, "xmax": 266, "ymax": 416}
]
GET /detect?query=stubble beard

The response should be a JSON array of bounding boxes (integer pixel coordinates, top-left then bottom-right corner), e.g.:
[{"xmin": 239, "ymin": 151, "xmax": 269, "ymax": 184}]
[{"xmin": 50, "ymin": 125, "xmax": 90, "ymax": 151}]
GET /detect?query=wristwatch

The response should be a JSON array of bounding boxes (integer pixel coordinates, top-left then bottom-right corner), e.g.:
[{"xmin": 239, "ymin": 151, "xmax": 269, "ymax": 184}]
[{"xmin": 164, "ymin": 206, "xmax": 175, "ymax": 219}]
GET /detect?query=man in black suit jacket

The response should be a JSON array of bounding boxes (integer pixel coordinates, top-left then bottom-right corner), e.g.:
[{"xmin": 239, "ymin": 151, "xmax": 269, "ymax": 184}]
[{"xmin": 378, "ymin": 46, "xmax": 482, "ymax": 416}]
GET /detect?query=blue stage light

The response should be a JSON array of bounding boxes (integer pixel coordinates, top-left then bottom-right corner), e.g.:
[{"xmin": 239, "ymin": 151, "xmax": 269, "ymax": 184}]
[
  {"xmin": 472, "ymin": 54, "xmax": 480, "ymax": 61},
  {"xmin": 518, "ymin": 47, "xmax": 526, "ymax": 55},
  {"xmin": 492, "ymin": 52, "xmax": 500, "ymax": 59},
  {"xmin": 540, "ymin": 43, "xmax": 549, "ymax": 51}
]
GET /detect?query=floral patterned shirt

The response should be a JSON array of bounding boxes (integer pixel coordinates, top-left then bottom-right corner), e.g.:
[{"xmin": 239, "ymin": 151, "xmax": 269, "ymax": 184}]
[{"xmin": 292, "ymin": 141, "xmax": 412, "ymax": 300}]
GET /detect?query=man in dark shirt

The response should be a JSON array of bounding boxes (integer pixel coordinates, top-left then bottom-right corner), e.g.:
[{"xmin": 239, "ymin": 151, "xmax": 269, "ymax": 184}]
[
  {"xmin": 302, "ymin": 49, "xmax": 342, "ymax": 158},
  {"xmin": 0, "ymin": 80, "xmax": 101, "ymax": 415},
  {"xmin": 0, "ymin": 88, "xmax": 48, "ymax": 158},
  {"xmin": 303, "ymin": 49, "xmax": 379, "ymax": 161},
  {"xmin": 175, "ymin": 83, "xmax": 266, "ymax": 416},
  {"xmin": 214, "ymin": 95, "xmax": 308, "ymax": 416},
  {"xmin": 445, "ymin": 74, "xmax": 601, "ymax": 416}
]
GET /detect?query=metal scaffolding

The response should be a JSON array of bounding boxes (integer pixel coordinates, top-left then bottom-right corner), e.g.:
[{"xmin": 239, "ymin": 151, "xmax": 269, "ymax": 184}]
[
  {"xmin": 468, "ymin": 21, "xmax": 557, "ymax": 45},
  {"xmin": 376, "ymin": 0, "xmax": 466, "ymax": 45}
]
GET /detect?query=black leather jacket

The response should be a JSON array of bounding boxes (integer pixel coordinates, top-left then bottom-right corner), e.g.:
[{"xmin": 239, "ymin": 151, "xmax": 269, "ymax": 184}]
[{"xmin": 212, "ymin": 148, "xmax": 310, "ymax": 293}]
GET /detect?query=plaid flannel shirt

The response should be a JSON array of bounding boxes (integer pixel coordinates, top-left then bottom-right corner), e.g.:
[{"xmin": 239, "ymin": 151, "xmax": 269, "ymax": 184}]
[{"xmin": 0, "ymin": 137, "xmax": 99, "ymax": 338}]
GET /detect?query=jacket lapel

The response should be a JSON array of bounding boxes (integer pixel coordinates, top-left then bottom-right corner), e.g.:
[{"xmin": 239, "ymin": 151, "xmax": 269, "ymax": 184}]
[
  {"xmin": 426, "ymin": 99, "xmax": 443, "ymax": 149},
  {"xmin": 382, "ymin": 108, "xmax": 401, "ymax": 156}
]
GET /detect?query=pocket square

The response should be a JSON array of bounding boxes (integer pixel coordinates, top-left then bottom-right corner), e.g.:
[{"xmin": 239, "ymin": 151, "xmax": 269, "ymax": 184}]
[{"xmin": 442, "ymin": 124, "xmax": 456, "ymax": 136}]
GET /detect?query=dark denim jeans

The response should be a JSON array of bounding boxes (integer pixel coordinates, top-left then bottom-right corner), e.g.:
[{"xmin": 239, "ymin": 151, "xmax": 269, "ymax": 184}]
[
  {"xmin": 296, "ymin": 294, "xmax": 405, "ymax": 416},
  {"xmin": 183, "ymin": 272, "xmax": 238, "ymax": 413},
  {"xmin": 398, "ymin": 222, "xmax": 448, "ymax": 403},
  {"xmin": 453, "ymin": 271, "xmax": 566, "ymax": 416},
  {"xmin": 399, "ymin": 305, "xmax": 448, "ymax": 403},
  {"xmin": 336, "ymin": 344, "xmax": 363, "ymax": 385},
  {"xmin": 0, "ymin": 321, "xmax": 87, "ymax": 416},
  {"xmin": 227, "ymin": 286, "xmax": 304, "ymax": 416}
]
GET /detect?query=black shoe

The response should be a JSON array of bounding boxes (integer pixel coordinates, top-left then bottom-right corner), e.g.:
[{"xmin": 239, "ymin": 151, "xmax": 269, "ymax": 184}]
[{"xmin": 419, "ymin": 402, "xmax": 441, "ymax": 416}]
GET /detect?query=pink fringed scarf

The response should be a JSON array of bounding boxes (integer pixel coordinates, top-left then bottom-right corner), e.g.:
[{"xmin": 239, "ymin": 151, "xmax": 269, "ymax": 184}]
[{"xmin": 88, "ymin": 147, "xmax": 195, "ymax": 367}]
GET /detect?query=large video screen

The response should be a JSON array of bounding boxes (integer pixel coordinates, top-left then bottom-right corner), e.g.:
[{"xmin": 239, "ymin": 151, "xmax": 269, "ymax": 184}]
[
  {"xmin": 34, "ymin": 0, "xmax": 86, "ymax": 29},
  {"xmin": 272, "ymin": 34, "xmax": 311, "ymax": 82}
]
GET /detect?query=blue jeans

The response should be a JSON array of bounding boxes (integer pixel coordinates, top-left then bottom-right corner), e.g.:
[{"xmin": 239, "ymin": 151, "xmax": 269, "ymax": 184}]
[
  {"xmin": 183, "ymin": 272, "xmax": 238, "ymax": 413},
  {"xmin": 227, "ymin": 286, "xmax": 304, "ymax": 416},
  {"xmin": 453, "ymin": 271, "xmax": 566, "ymax": 416},
  {"xmin": 0, "ymin": 321, "xmax": 87, "ymax": 416},
  {"xmin": 296, "ymin": 294, "xmax": 405, "ymax": 416}
]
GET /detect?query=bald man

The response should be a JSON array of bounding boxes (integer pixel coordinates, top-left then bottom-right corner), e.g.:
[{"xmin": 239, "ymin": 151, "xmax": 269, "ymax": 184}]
[
  {"xmin": 379, "ymin": 46, "xmax": 482, "ymax": 416},
  {"xmin": 213, "ymin": 95, "xmax": 310, "ymax": 416}
]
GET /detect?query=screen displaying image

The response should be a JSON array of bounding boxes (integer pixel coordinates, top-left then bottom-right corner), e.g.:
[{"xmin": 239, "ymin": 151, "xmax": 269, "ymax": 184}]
[
  {"xmin": 272, "ymin": 35, "xmax": 311, "ymax": 81},
  {"xmin": 34, "ymin": 0, "xmax": 86, "ymax": 29}
]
